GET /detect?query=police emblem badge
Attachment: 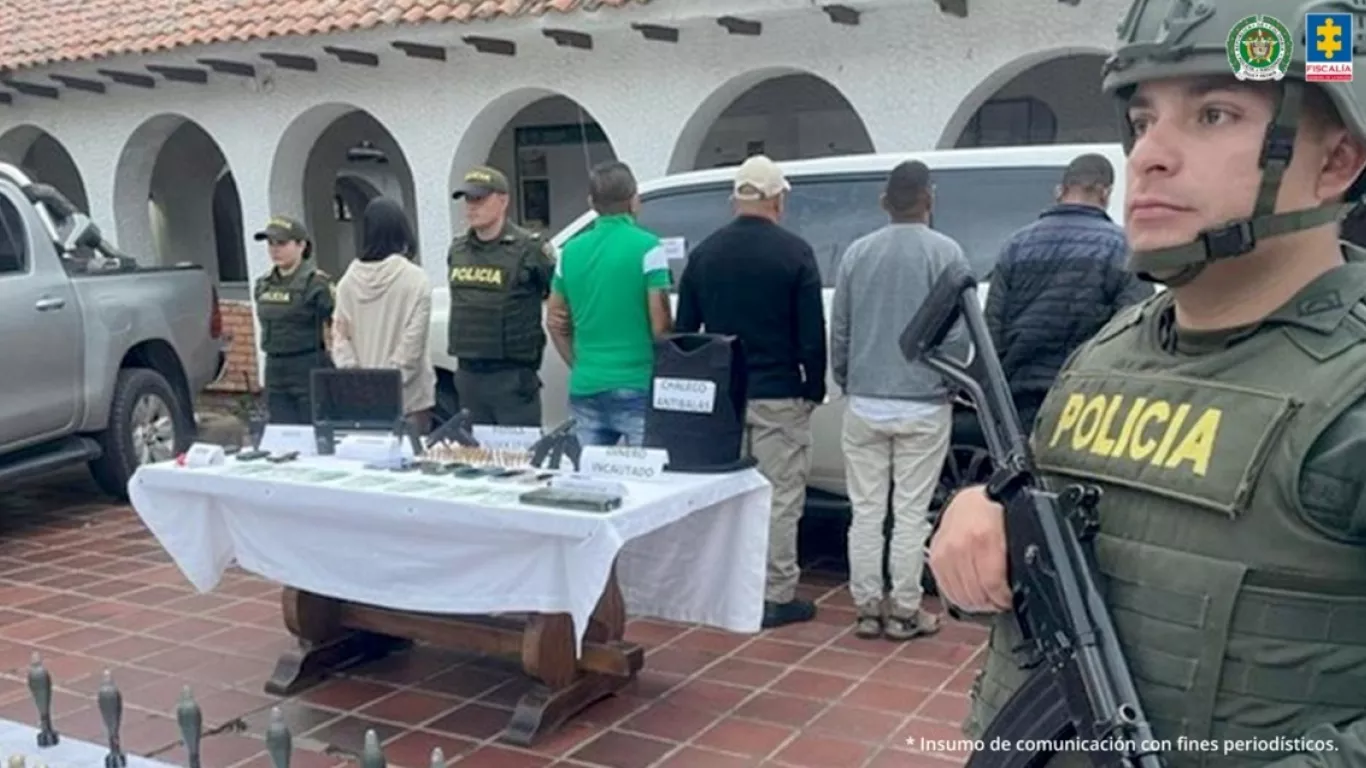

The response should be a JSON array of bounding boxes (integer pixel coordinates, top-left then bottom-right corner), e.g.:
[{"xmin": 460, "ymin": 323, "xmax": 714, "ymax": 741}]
[{"xmin": 1227, "ymin": 15, "xmax": 1294, "ymax": 81}]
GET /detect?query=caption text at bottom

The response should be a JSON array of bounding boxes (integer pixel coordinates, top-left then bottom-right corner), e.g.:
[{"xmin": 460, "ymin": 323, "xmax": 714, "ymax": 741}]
[{"xmin": 912, "ymin": 736, "xmax": 1339, "ymax": 756}]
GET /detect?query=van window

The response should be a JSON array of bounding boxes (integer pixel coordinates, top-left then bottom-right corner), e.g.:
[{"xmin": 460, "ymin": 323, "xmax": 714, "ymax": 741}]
[
  {"xmin": 0, "ymin": 195, "xmax": 27, "ymax": 275},
  {"xmin": 931, "ymin": 166, "xmax": 1065, "ymax": 279},
  {"xmin": 633, "ymin": 185, "xmax": 732, "ymax": 284},
  {"xmin": 784, "ymin": 179, "xmax": 888, "ymax": 283},
  {"xmin": 634, "ymin": 164, "xmax": 1065, "ymax": 287}
]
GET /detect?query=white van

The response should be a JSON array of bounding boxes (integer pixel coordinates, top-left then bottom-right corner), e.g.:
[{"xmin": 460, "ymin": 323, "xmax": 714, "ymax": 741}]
[{"xmin": 428, "ymin": 142, "xmax": 1129, "ymax": 510}]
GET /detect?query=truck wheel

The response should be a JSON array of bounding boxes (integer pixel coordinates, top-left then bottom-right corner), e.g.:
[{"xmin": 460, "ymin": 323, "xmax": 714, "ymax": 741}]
[{"xmin": 89, "ymin": 368, "xmax": 195, "ymax": 500}]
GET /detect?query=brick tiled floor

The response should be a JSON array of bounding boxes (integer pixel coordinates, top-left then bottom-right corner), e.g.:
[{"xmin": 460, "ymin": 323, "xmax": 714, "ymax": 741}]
[{"xmin": 0, "ymin": 470, "xmax": 986, "ymax": 767}]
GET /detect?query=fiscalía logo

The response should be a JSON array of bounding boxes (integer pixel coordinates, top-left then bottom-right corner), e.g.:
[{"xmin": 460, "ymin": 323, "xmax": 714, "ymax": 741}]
[
  {"xmin": 1306, "ymin": 12, "xmax": 1354, "ymax": 82},
  {"xmin": 1227, "ymin": 15, "xmax": 1294, "ymax": 81}
]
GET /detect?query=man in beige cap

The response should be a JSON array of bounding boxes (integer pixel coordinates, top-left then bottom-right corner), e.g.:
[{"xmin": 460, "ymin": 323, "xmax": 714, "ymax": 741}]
[{"xmin": 676, "ymin": 154, "xmax": 828, "ymax": 629}]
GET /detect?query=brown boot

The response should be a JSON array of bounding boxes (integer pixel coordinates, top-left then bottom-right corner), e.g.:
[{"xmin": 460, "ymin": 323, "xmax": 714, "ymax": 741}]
[{"xmin": 883, "ymin": 609, "xmax": 942, "ymax": 641}]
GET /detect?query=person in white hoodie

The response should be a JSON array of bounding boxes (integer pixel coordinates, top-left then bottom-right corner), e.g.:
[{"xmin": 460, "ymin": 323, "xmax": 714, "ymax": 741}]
[{"xmin": 331, "ymin": 197, "xmax": 437, "ymax": 433}]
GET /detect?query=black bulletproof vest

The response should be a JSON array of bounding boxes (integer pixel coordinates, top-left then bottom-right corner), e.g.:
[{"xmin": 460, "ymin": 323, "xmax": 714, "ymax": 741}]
[{"xmin": 644, "ymin": 333, "xmax": 755, "ymax": 473}]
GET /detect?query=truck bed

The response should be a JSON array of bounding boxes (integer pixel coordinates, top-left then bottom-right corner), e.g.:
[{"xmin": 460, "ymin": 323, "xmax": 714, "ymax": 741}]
[{"xmin": 67, "ymin": 262, "xmax": 222, "ymax": 402}]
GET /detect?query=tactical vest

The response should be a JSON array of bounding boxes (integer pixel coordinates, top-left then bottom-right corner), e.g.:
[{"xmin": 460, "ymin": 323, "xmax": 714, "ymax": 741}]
[
  {"xmin": 644, "ymin": 334, "xmax": 751, "ymax": 472},
  {"xmin": 255, "ymin": 265, "xmax": 326, "ymax": 356},
  {"xmin": 965, "ymin": 264, "xmax": 1366, "ymax": 767},
  {"xmin": 446, "ymin": 230, "xmax": 545, "ymax": 366}
]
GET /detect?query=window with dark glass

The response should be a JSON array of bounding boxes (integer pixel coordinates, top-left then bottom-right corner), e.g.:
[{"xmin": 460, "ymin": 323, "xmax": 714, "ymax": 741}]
[
  {"xmin": 634, "ymin": 164, "xmax": 1067, "ymax": 288},
  {"xmin": 0, "ymin": 195, "xmax": 28, "ymax": 274},
  {"xmin": 634, "ymin": 184, "xmax": 733, "ymax": 285},
  {"xmin": 931, "ymin": 166, "xmax": 1064, "ymax": 279}
]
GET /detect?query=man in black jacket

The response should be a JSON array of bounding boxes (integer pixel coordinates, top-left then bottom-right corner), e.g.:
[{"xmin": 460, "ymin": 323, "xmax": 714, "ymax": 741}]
[
  {"xmin": 676, "ymin": 155, "xmax": 828, "ymax": 629},
  {"xmin": 984, "ymin": 153, "xmax": 1152, "ymax": 430}
]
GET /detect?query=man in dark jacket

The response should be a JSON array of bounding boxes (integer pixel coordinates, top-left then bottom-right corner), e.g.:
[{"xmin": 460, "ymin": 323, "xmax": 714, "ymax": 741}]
[
  {"xmin": 675, "ymin": 154, "xmax": 827, "ymax": 630},
  {"xmin": 984, "ymin": 153, "xmax": 1152, "ymax": 430}
]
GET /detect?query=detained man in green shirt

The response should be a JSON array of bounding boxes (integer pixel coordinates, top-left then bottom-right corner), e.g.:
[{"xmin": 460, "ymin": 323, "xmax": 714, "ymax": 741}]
[{"xmin": 547, "ymin": 161, "xmax": 673, "ymax": 446}]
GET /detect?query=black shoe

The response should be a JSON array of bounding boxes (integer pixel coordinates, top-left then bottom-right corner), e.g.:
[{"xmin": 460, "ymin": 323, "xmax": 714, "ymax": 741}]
[{"xmin": 762, "ymin": 598, "xmax": 817, "ymax": 629}]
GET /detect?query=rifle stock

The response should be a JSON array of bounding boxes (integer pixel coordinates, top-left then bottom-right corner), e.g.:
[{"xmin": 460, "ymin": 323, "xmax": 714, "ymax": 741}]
[{"xmin": 901, "ymin": 263, "xmax": 1165, "ymax": 768}]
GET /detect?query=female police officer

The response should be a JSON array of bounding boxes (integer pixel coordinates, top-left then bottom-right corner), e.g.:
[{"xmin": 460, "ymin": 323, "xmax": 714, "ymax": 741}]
[{"xmin": 253, "ymin": 216, "xmax": 335, "ymax": 424}]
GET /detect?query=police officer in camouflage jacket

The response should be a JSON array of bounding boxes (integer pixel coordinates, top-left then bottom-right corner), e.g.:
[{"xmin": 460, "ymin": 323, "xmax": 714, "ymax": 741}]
[
  {"xmin": 447, "ymin": 166, "xmax": 557, "ymax": 427},
  {"xmin": 929, "ymin": 1, "xmax": 1366, "ymax": 765},
  {"xmin": 253, "ymin": 216, "xmax": 335, "ymax": 425}
]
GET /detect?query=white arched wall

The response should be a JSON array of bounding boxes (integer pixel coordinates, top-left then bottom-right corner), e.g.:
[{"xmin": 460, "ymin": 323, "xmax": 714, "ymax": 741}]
[
  {"xmin": 267, "ymin": 102, "xmax": 359, "ymax": 227},
  {"xmin": 667, "ymin": 66, "xmax": 874, "ymax": 174},
  {"xmin": 112, "ymin": 114, "xmax": 240, "ymax": 273},
  {"xmin": 936, "ymin": 46, "xmax": 1113, "ymax": 150},
  {"xmin": 268, "ymin": 101, "xmax": 420, "ymax": 275},
  {"xmin": 310, "ymin": 111, "xmax": 417, "ymax": 273},
  {"xmin": 447, "ymin": 86, "xmax": 623, "ymax": 238},
  {"xmin": 0, "ymin": 125, "xmax": 90, "ymax": 213}
]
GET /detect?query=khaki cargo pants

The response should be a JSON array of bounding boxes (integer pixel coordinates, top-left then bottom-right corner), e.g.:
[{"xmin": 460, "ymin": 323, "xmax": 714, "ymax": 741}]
[
  {"xmin": 743, "ymin": 398, "xmax": 813, "ymax": 604},
  {"xmin": 843, "ymin": 403, "xmax": 952, "ymax": 617}
]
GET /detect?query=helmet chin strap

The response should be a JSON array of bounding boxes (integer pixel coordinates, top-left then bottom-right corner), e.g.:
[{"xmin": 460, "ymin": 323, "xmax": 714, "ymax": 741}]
[
  {"xmin": 1128, "ymin": 203, "xmax": 1350, "ymax": 286},
  {"xmin": 1122, "ymin": 80, "xmax": 1351, "ymax": 287}
]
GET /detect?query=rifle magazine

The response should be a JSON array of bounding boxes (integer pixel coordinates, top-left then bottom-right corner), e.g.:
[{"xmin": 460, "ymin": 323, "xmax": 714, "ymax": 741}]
[{"xmin": 967, "ymin": 668, "xmax": 1070, "ymax": 768}]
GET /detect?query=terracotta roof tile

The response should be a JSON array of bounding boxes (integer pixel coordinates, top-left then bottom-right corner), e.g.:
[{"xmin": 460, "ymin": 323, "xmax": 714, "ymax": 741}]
[{"xmin": 0, "ymin": 0, "xmax": 651, "ymax": 72}]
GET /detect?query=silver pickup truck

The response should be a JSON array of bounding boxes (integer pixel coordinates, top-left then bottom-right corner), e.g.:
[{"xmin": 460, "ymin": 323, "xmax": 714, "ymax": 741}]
[{"xmin": 0, "ymin": 162, "xmax": 226, "ymax": 499}]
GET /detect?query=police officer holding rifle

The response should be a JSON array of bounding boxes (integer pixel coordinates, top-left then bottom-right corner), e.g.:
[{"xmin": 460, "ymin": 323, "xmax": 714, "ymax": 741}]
[{"xmin": 921, "ymin": 1, "xmax": 1366, "ymax": 765}]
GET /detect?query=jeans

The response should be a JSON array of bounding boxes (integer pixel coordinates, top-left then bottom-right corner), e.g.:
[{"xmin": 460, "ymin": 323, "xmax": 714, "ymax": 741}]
[{"xmin": 569, "ymin": 389, "xmax": 648, "ymax": 447}]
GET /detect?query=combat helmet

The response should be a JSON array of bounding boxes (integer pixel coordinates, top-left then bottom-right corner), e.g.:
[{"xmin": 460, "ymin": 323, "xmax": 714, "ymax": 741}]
[{"xmin": 1101, "ymin": 0, "xmax": 1366, "ymax": 284}]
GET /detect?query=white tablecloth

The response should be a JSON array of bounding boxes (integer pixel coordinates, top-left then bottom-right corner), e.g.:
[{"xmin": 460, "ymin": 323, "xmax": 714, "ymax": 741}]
[
  {"xmin": 128, "ymin": 458, "xmax": 772, "ymax": 652},
  {"xmin": 0, "ymin": 718, "xmax": 177, "ymax": 767}
]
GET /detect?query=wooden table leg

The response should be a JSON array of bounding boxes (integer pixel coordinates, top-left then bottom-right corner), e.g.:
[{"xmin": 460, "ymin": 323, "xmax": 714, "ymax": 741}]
[
  {"xmin": 262, "ymin": 565, "xmax": 645, "ymax": 744},
  {"xmin": 265, "ymin": 587, "xmax": 409, "ymax": 696},
  {"xmin": 502, "ymin": 566, "xmax": 645, "ymax": 746}
]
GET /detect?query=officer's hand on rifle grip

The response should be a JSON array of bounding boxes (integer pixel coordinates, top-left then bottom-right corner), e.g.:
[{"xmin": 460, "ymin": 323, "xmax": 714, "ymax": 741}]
[{"xmin": 928, "ymin": 484, "xmax": 1013, "ymax": 614}]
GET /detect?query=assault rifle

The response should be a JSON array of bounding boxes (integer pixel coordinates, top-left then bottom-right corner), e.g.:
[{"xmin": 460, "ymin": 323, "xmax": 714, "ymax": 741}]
[{"xmin": 900, "ymin": 262, "xmax": 1165, "ymax": 768}]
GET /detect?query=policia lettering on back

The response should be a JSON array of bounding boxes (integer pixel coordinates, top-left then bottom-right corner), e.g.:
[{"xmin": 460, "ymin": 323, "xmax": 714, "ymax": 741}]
[
  {"xmin": 959, "ymin": 3, "xmax": 1366, "ymax": 768},
  {"xmin": 252, "ymin": 216, "xmax": 335, "ymax": 425}
]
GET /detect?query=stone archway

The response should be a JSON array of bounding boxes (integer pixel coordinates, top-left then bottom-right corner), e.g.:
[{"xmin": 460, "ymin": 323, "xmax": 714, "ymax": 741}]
[
  {"xmin": 449, "ymin": 87, "xmax": 620, "ymax": 237},
  {"xmin": 112, "ymin": 114, "xmax": 246, "ymax": 281},
  {"xmin": 938, "ymin": 48, "xmax": 1116, "ymax": 149},
  {"xmin": 668, "ymin": 67, "xmax": 874, "ymax": 174},
  {"xmin": 0, "ymin": 125, "xmax": 89, "ymax": 213},
  {"xmin": 269, "ymin": 103, "xmax": 418, "ymax": 276}
]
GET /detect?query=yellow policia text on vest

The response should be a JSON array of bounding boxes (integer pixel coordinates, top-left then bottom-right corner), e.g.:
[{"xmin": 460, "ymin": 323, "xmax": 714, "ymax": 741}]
[
  {"xmin": 1047, "ymin": 392, "xmax": 1220, "ymax": 477},
  {"xmin": 445, "ymin": 223, "xmax": 550, "ymax": 365},
  {"xmin": 971, "ymin": 271, "xmax": 1366, "ymax": 767},
  {"xmin": 449, "ymin": 265, "xmax": 506, "ymax": 288},
  {"xmin": 258, "ymin": 290, "xmax": 292, "ymax": 303}
]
